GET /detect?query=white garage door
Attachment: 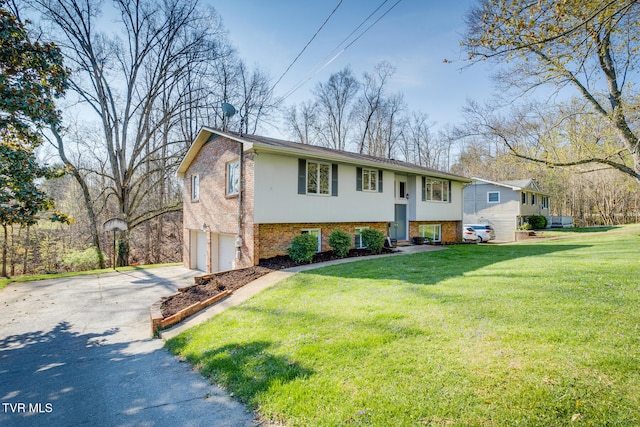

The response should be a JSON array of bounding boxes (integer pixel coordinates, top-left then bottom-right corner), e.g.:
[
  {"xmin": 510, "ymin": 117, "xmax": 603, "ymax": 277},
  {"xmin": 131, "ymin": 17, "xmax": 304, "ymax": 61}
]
[
  {"xmin": 195, "ymin": 231, "xmax": 207, "ymax": 271},
  {"xmin": 218, "ymin": 234, "xmax": 236, "ymax": 272}
]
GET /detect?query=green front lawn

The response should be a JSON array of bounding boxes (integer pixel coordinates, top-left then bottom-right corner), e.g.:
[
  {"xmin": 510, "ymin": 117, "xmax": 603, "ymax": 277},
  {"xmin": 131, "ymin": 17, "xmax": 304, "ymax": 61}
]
[{"xmin": 167, "ymin": 231, "xmax": 640, "ymax": 426}]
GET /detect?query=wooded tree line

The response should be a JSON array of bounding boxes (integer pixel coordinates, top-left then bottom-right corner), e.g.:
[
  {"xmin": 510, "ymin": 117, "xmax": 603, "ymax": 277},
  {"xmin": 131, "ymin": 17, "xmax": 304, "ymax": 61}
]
[
  {"xmin": 2, "ymin": 0, "xmax": 277, "ymax": 275},
  {"xmin": 1, "ymin": 0, "xmax": 639, "ymax": 276}
]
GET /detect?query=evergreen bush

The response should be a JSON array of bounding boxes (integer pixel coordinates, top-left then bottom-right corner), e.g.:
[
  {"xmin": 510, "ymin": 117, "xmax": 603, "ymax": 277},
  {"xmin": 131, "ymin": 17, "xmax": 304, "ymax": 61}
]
[
  {"xmin": 329, "ymin": 229, "xmax": 352, "ymax": 257},
  {"xmin": 361, "ymin": 229, "xmax": 385, "ymax": 254},
  {"xmin": 287, "ymin": 234, "xmax": 318, "ymax": 263},
  {"xmin": 527, "ymin": 214, "xmax": 547, "ymax": 229}
]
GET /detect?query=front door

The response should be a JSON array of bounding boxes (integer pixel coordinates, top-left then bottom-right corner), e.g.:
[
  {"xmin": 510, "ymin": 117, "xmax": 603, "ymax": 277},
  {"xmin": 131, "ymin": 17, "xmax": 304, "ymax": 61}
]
[{"xmin": 390, "ymin": 204, "xmax": 407, "ymax": 240}]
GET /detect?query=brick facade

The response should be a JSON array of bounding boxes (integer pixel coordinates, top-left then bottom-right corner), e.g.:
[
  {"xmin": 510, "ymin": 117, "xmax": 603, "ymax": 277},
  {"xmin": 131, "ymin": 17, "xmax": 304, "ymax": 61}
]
[
  {"xmin": 182, "ymin": 136, "xmax": 255, "ymax": 271},
  {"xmin": 254, "ymin": 222, "xmax": 389, "ymax": 262},
  {"xmin": 409, "ymin": 220, "xmax": 462, "ymax": 244}
]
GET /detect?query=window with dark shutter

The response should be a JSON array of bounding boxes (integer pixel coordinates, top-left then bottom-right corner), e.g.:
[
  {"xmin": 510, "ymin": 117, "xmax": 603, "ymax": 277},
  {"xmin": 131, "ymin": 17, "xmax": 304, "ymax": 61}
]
[
  {"xmin": 298, "ymin": 159, "xmax": 306, "ymax": 194},
  {"xmin": 331, "ymin": 164, "xmax": 338, "ymax": 196}
]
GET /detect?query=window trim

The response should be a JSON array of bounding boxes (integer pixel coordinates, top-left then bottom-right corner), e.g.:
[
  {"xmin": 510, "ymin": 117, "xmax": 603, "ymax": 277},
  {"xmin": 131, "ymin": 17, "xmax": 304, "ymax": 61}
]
[
  {"xmin": 542, "ymin": 196, "xmax": 549, "ymax": 209},
  {"xmin": 306, "ymin": 160, "xmax": 331, "ymax": 196},
  {"xmin": 521, "ymin": 192, "xmax": 527, "ymax": 205},
  {"xmin": 487, "ymin": 191, "xmax": 500, "ymax": 203},
  {"xmin": 362, "ymin": 168, "xmax": 378, "ymax": 192},
  {"xmin": 191, "ymin": 174, "xmax": 199, "ymax": 201},
  {"xmin": 354, "ymin": 226, "xmax": 369, "ymax": 249},
  {"xmin": 418, "ymin": 224, "xmax": 441, "ymax": 242},
  {"xmin": 301, "ymin": 228, "xmax": 322, "ymax": 252},
  {"xmin": 226, "ymin": 159, "xmax": 240, "ymax": 197},
  {"xmin": 422, "ymin": 177, "xmax": 450, "ymax": 202}
]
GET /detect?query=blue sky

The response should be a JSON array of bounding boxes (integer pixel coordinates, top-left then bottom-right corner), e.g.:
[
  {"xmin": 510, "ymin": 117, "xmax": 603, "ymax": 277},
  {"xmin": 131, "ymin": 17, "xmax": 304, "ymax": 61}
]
[{"xmin": 212, "ymin": 0, "xmax": 496, "ymax": 137}]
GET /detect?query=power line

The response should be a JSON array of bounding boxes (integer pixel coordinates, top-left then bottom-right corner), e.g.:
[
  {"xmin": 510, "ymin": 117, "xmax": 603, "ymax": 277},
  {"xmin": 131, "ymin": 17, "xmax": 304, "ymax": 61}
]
[
  {"xmin": 269, "ymin": 0, "xmax": 343, "ymax": 95},
  {"xmin": 279, "ymin": 0, "xmax": 391, "ymax": 101},
  {"xmin": 278, "ymin": 0, "xmax": 402, "ymax": 103}
]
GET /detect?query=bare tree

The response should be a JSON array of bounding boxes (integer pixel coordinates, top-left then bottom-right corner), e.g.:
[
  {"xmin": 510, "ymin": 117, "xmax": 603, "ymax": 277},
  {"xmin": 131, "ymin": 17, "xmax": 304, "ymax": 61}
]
[
  {"xmin": 312, "ymin": 67, "xmax": 359, "ymax": 151},
  {"xmin": 463, "ymin": 0, "xmax": 640, "ymax": 182},
  {"xmin": 286, "ymin": 101, "xmax": 317, "ymax": 145},
  {"xmin": 32, "ymin": 0, "xmax": 225, "ymax": 265},
  {"xmin": 237, "ymin": 61, "xmax": 274, "ymax": 135},
  {"xmin": 354, "ymin": 61, "xmax": 395, "ymax": 154}
]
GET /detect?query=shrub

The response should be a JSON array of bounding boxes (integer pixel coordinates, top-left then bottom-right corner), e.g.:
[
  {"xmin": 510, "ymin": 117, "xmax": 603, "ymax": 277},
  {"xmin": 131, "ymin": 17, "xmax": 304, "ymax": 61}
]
[
  {"xmin": 361, "ymin": 229, "xmax": 385, "ymax": 254},
  {"xmin": 287, "ymin": 234, "xmax": 318, "ymax": 263},
  {"xmin": 519, "ymin": 222, "xmax": 533, "ymax": 230},
  {"xmin": 527, "ymin": 214, "xmax": 548, "ymax": 229},
  {"xmin": 329, "ymin": 230, "xmax": 352, "ymax": 257},
  {"xmin": 62, "ymin": 247, "xmax": 102, "ymax": 271}
]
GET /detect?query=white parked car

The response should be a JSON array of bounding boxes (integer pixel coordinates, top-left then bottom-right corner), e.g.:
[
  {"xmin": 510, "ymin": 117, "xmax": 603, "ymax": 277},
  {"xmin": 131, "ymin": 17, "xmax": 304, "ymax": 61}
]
[
  {"xmin": 464, "ymin": 224, "xmax": 496, "ymax": 242},
  {"xmin": 462, "ymin": 226, "xmax": 478, "ymax": 243}
]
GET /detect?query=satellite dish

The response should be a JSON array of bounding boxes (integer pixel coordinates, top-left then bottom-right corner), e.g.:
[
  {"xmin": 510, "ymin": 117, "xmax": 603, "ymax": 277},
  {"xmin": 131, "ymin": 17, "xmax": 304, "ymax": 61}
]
[{"xmin": 221, "ymin": 103, "xmax": 236, "ymax": 118}]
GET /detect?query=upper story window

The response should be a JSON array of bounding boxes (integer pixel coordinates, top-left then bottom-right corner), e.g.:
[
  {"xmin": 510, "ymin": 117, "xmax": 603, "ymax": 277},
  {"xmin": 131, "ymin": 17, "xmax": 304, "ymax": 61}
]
[
  {"xmin": 521, "ymin": 192, "xmax": 527, "ymax": 205},
  {"xmin": 356, "ymin": 167, "xmax": 383, "ymax": 193},
  {"xmin": 542, "ymin": 196, "xmax": 549, "ymax": 209},
  {"xmin": 362, "ymin": 168, "xmax": 378, "ymax": 192},
  {"xmin": 226, "ymin": 160, "xmax": 239, "ymax": 196},
  {"xmin": 487, "ymin": 191, "xmax": 500, "ymax": 203},
  {"xmin": 191, "ymin": 174, "xmax": 199, "ymax": 201},
  {"xmin": 398, "ymin": 181, "xmax": 406, "ymax": 199},
  {"xmin": 422, "ymin": 178, "xmax": 450, "ymax": 202},
  {"xmin": 298, "ymin": 159, "xmax": 338, "ymax": 196},
  {"xmin": 531, "ymin": 193, "xmax": 537, "ymax": 205},
  {"xmin": 307, "ymin": 161, "xmax": 330, "ymax": 195}
]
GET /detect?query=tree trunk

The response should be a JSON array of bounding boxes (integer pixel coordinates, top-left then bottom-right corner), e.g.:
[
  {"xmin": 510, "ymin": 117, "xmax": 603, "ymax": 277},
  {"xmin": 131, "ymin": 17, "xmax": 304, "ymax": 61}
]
[
  {"xmin": 116, "ymin": 231, "xmax": 129, "ymax": 267},
  {"xmin": 50, "ymin": 126, "xmax": 105, "ymax": 268},
  {"xmin": 2, "ymin": 224, "xmax": 8, "ymax": 278},
  {"xmin": 22, "ymin": 225, "xmax": 30, "ymax": 275}
]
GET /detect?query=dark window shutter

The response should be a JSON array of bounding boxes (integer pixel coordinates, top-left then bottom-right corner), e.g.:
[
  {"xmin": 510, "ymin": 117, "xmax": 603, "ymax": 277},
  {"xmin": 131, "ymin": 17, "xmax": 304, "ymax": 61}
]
[
  {"xmin": 378, "ymin": 170, "xmax": 383, "ymax": 193},
  {"xmin": 298, "ymin": 159, "xmax": 306, "ymax": 194},
  {"xmin": 422, "ymin": 177, "xmax": 426, "ymax": 201},
  {"xmin": 332, "ymin": 163, "xmax": 338, "ymax": 196},
  {"xmin": 356, "ymin": 167, "xmax": 362, "ymax": 191},
  {"xmin": 448, "ymin": 181, "xmax": 452, "ymax": 203}
]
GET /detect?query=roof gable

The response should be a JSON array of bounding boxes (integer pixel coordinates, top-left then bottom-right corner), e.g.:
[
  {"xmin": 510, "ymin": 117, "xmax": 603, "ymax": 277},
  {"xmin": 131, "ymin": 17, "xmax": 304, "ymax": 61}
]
[{"xmin": 471, "ymin": 177, "xmax": 548, "ymax": 195}]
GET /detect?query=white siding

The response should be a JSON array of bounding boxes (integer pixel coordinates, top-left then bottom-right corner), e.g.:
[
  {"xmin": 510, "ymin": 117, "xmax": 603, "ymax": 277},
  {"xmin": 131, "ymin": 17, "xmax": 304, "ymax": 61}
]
[
  {"xmin": 413, "ymin": 178, "xmax": 464, "ymax": 221},
  {"xmin": 253, "ymin": 153, "xmax": 395, "ymax": 223}
]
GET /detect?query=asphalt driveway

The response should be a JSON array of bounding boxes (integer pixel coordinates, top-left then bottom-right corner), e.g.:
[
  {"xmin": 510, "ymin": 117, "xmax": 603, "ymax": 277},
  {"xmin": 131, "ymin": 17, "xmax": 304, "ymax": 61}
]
[{"xmin": 0, "ymin": 266, "xmax": 263, "ymax": 427}]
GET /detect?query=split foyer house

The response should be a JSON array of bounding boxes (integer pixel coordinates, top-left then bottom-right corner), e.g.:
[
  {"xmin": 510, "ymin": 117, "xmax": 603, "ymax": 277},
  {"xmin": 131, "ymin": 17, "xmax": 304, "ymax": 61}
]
[
  {"xmin": 177, "ymin": 128, "xmax": 471, "ymax": 273},
  {"xmin": 463, "ymin": 177, "xmax": 551, "ymax": 241}
]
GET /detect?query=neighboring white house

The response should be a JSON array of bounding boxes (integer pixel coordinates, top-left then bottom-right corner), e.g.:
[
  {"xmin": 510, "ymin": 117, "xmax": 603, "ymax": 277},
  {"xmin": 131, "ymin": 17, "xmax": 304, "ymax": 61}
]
[
  {"xmin": 176, "ymin": 128, "xmax": 472, "ymax": 272},
  {"xmin": 463, "ymin": 177, "xmax": 551, "ymax": 241}
]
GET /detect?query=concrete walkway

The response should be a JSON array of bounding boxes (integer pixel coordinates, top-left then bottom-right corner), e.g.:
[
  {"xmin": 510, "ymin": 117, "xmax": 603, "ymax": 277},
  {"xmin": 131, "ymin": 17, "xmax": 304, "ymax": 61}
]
[
  {"xmin": 0, "ymin": 267, "xmax": 267, "ymax": 427},
  {"xmin": 160, "ymin": 244, "xmax": 445, "ymax": 340}
]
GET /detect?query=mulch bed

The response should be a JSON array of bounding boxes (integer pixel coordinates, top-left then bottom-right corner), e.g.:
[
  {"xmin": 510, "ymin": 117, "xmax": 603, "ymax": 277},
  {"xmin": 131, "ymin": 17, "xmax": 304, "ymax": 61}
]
[{"xmin": 160, "ymin": 248, "xmax": 388, "ymax": 318}]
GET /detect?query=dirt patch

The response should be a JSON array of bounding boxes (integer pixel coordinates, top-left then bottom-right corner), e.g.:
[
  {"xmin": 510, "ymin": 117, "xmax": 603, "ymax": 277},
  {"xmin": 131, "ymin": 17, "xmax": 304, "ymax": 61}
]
[{"xmin": 160, "ymin": 248, "xmax": 387, "ymax": 318}]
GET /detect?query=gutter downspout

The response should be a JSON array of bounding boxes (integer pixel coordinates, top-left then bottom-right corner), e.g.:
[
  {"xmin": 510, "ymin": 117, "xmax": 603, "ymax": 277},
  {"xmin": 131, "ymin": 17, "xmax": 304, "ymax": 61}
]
[{"xmin": 236, "ymin": 141, "xmax": 244, "ymax": 266}]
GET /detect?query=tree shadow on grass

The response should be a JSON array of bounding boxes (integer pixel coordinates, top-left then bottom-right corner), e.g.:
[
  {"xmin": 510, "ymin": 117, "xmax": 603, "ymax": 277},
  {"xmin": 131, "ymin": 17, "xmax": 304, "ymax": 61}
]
[
  {"xmin": 167, "ymin": 339, "xmax": 313, "ymax": 408},
  {"xmin": 300, "ymin": 243, "xmax": 589, "ymax": 286}
]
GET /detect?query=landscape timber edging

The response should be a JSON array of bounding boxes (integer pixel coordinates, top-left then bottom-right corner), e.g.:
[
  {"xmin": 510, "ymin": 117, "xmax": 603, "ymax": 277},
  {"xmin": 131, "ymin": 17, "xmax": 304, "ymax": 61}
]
[{"xmin": 150, "ymin": 290, "xmax": 231, "ymax": 336}]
